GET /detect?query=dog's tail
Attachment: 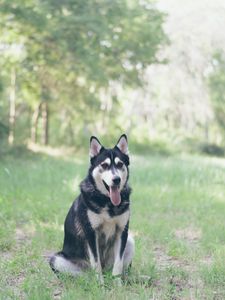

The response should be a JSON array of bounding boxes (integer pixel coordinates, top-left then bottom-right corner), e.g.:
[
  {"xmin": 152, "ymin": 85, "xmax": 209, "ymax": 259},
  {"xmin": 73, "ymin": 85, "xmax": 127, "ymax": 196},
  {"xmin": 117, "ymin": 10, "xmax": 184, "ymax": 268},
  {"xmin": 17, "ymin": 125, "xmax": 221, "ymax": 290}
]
[{"xmin": 49, "ymin": 252, "xmax": 83, "ymax": 277}]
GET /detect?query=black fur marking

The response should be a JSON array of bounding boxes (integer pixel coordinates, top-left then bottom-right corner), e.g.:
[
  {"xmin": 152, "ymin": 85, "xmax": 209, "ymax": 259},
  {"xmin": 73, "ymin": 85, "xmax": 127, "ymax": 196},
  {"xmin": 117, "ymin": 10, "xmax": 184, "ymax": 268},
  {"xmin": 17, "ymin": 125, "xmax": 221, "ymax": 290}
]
[
  {"xmin": 120, "ymin": 222, "xmax": 129, "ymax": 259},
  {"xmin": 49, "ymin": 255, "xmax": 58, "ymax": 274},
  {"xmin": 103, "ymin": 180, "xmax": 109, "ymax": 192}
]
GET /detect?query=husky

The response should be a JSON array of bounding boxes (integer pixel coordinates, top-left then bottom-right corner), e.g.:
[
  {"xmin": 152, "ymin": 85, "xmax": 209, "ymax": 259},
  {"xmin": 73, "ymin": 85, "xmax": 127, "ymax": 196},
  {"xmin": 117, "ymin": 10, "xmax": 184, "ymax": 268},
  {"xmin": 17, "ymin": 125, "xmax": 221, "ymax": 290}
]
[{"xmin": 49, "ymin": 134, "xmax": 134, "ymax": 283}]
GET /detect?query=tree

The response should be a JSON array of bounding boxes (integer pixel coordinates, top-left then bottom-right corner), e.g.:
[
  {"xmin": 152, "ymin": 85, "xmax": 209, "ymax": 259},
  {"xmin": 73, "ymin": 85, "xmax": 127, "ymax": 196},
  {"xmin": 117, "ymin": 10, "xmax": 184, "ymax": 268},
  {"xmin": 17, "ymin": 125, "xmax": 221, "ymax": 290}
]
[
  {"xmin": 0, "ymin": 0, "xmax": 167, "ymax": 146},
  {"xmin": 208, "ymin": 51, "xmax": 225, "ymax": 141}
]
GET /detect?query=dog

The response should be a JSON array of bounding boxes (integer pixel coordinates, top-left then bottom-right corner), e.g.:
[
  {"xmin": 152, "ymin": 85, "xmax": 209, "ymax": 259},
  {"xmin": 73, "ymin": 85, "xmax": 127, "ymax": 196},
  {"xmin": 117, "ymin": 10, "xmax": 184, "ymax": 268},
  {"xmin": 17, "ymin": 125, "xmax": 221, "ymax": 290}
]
[{"xmin": 49, "ymin": 134, "xmax": 134, "ymax": 283}]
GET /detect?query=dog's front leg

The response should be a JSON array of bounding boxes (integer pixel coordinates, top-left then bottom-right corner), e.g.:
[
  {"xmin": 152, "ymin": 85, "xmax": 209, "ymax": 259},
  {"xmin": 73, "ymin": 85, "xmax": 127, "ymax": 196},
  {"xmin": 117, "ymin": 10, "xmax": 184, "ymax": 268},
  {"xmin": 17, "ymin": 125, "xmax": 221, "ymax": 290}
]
[
  {"xmin": 112, "ymin": 223, "xmax": 128, "ymax": 277},
  {"xmin": 87, "ymin": 232, "xmax": 103, "ymax": 284}
]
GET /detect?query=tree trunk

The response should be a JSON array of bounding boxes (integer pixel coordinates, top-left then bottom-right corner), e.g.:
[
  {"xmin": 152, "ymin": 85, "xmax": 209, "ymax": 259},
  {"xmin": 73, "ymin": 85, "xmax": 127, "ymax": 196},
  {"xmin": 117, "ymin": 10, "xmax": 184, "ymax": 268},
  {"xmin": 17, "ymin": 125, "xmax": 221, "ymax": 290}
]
[
  {"xmin": 41, "ymin": 102, "xmax": 48, "ymax": 145},
  {"xmin": 204, "ymin": 121, "xmax": 209, "ymax": 143},
  {"xmin": 8, "ymin": 68, "xmax": 16, "ymax": 145},
  {"xmin": 31, "ymin": 103, "xmax": 41, "ymax": 143}
]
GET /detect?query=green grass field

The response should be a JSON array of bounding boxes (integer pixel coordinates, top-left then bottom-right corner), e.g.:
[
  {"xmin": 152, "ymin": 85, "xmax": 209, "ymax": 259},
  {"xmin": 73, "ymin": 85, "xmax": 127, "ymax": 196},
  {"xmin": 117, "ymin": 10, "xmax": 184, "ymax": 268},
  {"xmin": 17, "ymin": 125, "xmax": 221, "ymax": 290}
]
[{"xmin": 0, "ymin": 148, "xmax": 225, "ymax": 299}]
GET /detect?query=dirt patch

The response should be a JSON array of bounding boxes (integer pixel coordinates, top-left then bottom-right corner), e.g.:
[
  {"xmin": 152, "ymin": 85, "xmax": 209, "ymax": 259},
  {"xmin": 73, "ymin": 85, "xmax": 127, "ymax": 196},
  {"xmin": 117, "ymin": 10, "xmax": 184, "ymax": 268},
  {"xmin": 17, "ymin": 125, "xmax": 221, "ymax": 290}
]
[
  {"xmin": 0, "ymin": 226, "xmax": 34, "ymax": 262},
  {"xmin": 200, "ymin": 255, "xmax": 213, "ymax": 266},
  {"xmin": 153, "ymin": 245, "xmax": 204, "ymax": 297},
  {"xmin": 1, "ymin": 251, "xmax": 13, "ymax": 261},
  {"xmin": 15, "ymin": 225, "xmax": 36, "ymax": 244},
  {"xmin": 153, "ymin": 243, "xmax": 213, "ymax": 300},
  {"xmin": 47, "ymin": 279, "xmax": 64, "ymax": 300},
  {"xmin": 0, "ymin": 227, "xmax": 35, "ymax": 298},
  {"xmin": 53, "ymin": 285, "xmax": 63, "ymax": 300},
  {"xmin": 175, "ymin": 227, "xmax": 202, "ymax": 243},
  {"xmin": 153, "ymin": 246, "xmax": 189, "ymax": 269},
  {"xmin": 53, "ymin": 289, "xmax": 62, "ymax": 299},
  {"xmin": 5, "ymin": 271, "xmax": 26, "ymax": 299},
  {"xmin": 15, "ymin": 228, "xmax": 29, "ymax": 243}
]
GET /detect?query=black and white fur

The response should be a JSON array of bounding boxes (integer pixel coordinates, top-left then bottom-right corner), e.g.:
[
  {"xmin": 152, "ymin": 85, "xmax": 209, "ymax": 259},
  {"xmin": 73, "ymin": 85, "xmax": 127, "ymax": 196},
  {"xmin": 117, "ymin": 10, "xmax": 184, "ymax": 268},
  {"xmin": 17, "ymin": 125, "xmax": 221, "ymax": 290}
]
[{"xmin": 49, "ymin": 134, "xmax": 134, "ymax": 283}]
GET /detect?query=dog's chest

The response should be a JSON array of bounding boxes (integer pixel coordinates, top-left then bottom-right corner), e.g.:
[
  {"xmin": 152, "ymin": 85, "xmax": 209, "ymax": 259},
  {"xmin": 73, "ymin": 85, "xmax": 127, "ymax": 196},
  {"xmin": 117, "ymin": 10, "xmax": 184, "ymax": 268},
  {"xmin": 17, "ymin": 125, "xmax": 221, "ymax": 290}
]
[{"xmin": 87, "ymin": 209, "xmax": 129, "ymax": 240}]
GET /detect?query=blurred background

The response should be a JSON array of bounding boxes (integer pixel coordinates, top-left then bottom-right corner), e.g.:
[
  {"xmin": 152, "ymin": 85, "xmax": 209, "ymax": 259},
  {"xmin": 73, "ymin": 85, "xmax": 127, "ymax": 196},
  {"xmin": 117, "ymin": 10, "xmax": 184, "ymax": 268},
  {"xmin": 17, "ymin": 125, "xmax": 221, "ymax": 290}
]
[{"xmin": 1, "ymin": 0, "xmax": 225, "ymax": 156}]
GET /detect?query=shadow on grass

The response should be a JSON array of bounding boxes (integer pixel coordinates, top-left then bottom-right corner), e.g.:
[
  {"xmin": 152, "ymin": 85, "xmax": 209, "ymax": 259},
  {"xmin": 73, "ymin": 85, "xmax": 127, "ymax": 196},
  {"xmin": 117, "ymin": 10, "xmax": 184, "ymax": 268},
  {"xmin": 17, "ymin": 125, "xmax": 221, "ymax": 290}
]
[
  {"xmin": 130, "ymin": 140, "xmax": 173, "ymax": 156},
  {"xmin": 198, "ymin": 143, "xmax": 225, "ymax": 157}
]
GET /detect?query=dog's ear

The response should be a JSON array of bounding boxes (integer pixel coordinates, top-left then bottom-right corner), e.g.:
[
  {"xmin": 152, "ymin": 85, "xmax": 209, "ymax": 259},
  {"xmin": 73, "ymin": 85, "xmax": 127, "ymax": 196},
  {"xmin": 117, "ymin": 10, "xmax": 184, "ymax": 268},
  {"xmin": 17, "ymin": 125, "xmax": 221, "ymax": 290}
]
[
  {"xmin": 116, "ymin": 134, "xmax": 129, "ymax": 155},
  {"xmin": 90, "ymin": 136, "xmax": 103, "ymax": 158}
]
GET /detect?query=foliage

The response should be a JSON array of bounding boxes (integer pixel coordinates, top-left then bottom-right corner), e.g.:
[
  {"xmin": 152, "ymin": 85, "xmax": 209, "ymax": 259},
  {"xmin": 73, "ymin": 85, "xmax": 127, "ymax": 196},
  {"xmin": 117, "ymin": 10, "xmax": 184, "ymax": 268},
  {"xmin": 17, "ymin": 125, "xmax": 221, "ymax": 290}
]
[
  {"xmin": 0, "ymin": 0, "xmax": 167, "ymax": 145},
  {"xmin": 208, "ymin": 51, "xmax": 225, "ymax": 136},
  {"xmin": 1, "ymin": 0, "xmax": 225, "ymax": 154}
]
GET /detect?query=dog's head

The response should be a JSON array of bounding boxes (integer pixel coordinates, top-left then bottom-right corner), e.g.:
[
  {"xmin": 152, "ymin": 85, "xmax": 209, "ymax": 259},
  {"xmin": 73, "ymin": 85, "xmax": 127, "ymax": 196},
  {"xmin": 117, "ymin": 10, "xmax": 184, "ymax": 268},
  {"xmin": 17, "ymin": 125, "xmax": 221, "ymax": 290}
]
[{"xmin": 89, "ymin": 134, "xmax": 129, "ymax": 206}]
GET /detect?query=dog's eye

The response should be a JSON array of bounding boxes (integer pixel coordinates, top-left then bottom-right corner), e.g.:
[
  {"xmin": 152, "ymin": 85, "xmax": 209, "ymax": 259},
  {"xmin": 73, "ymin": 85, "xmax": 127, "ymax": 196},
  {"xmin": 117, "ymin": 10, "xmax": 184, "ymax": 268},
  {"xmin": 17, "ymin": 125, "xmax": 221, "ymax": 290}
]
[
  {"xmin": 116, "ymin": 161, "xmax": 123, "ymax": 168},
  {"xmin": 101, "ymin": 163, "xmax": 109, "ymax": 170}
]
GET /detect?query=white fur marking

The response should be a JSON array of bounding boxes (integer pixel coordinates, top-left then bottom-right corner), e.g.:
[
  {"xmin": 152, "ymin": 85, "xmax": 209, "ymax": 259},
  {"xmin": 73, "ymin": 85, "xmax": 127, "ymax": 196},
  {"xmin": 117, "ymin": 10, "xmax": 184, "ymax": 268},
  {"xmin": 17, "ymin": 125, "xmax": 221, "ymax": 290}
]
[
  {"xmin": 88, "ymin": 209, "xmax": 129, "ymax": 240},
  {"xmin": 87, "ymin": 245, "xmax": 96, "ymax": 268},
  {"xmin": 123, "ymin": 234, "xmax": 135, "ymax": 268},
  {"xmin": 112, "ymin": 237, "xmax": 123, "ymax": 276},
  {"xmin": 114, "ymin": 157, "xmax": 122, "ymax": 165},
  {"xmin": 117, "ymin": 166, "xmax": 128, "ymax": 192},
  {"xmin": 92, "ymin": 167, "xmax": 109, "ymax": 196},
  {"xmin": 88, "ymin": 242, "xmax": 104, "ymax": 283},
  {"xmin": 101, "ymin": 169, "xmax": 115, "ymax": 187},
  {"xmin": 102, "ymin": 158, "xmax": 111, "ymax": 166},
  {"xmin": 53, "ymin": 256, "xmax": 81, "ymax": 276},
  {"xmin": 112, "ymin": 233, "xmax": 134, "ymax": 276}
]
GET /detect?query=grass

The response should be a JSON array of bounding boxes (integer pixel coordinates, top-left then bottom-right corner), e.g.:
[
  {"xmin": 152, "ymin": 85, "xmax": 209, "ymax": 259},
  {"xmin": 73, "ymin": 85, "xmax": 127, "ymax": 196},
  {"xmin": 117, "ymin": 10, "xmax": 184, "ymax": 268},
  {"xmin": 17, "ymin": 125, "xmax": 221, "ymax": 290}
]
[{"xmin": 0, "ymin": 147, "xmax": 225, "ymax": 299}]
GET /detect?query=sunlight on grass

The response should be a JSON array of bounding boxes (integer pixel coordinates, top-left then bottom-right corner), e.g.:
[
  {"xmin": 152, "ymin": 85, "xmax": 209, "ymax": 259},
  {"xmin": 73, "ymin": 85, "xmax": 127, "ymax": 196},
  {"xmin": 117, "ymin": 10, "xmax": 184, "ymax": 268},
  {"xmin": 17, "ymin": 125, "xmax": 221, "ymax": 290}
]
[
  {"xmin": 27, "ymin": 142, "xmax": 74, "ymax": 157},
  {"xmin": 27, "ymin": 142, "xmax": 86, "ymax": 164}
]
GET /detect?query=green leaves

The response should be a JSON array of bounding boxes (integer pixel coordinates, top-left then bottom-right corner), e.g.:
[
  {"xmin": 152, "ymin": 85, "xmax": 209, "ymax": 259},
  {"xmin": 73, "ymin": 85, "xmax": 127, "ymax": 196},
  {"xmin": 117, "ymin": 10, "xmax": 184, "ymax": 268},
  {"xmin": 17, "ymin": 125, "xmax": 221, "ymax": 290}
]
[
  {"xmin": 0, "ymin": 0, "xmax": 167, "ymax": 145},
  {"xmin": 208, "ymin": 51, "xmax": 225, "ymax": 134}
]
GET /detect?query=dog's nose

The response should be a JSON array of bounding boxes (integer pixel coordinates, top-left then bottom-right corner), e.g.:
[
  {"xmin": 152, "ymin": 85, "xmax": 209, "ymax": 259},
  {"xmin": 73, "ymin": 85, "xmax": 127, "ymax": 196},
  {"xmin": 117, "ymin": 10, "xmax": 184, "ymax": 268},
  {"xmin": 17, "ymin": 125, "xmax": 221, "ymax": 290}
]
[{"xmin": 112, "ymin": 176, "xmax": 121, "ymax": 185}]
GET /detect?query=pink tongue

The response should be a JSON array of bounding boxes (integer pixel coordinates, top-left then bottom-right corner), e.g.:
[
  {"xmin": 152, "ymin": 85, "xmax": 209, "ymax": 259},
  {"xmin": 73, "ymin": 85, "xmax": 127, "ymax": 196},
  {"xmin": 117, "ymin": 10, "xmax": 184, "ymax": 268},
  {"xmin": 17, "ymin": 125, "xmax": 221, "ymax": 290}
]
[{"xmin": 109, "ymin": 186, "xmax": 121, "ymax": 206}]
